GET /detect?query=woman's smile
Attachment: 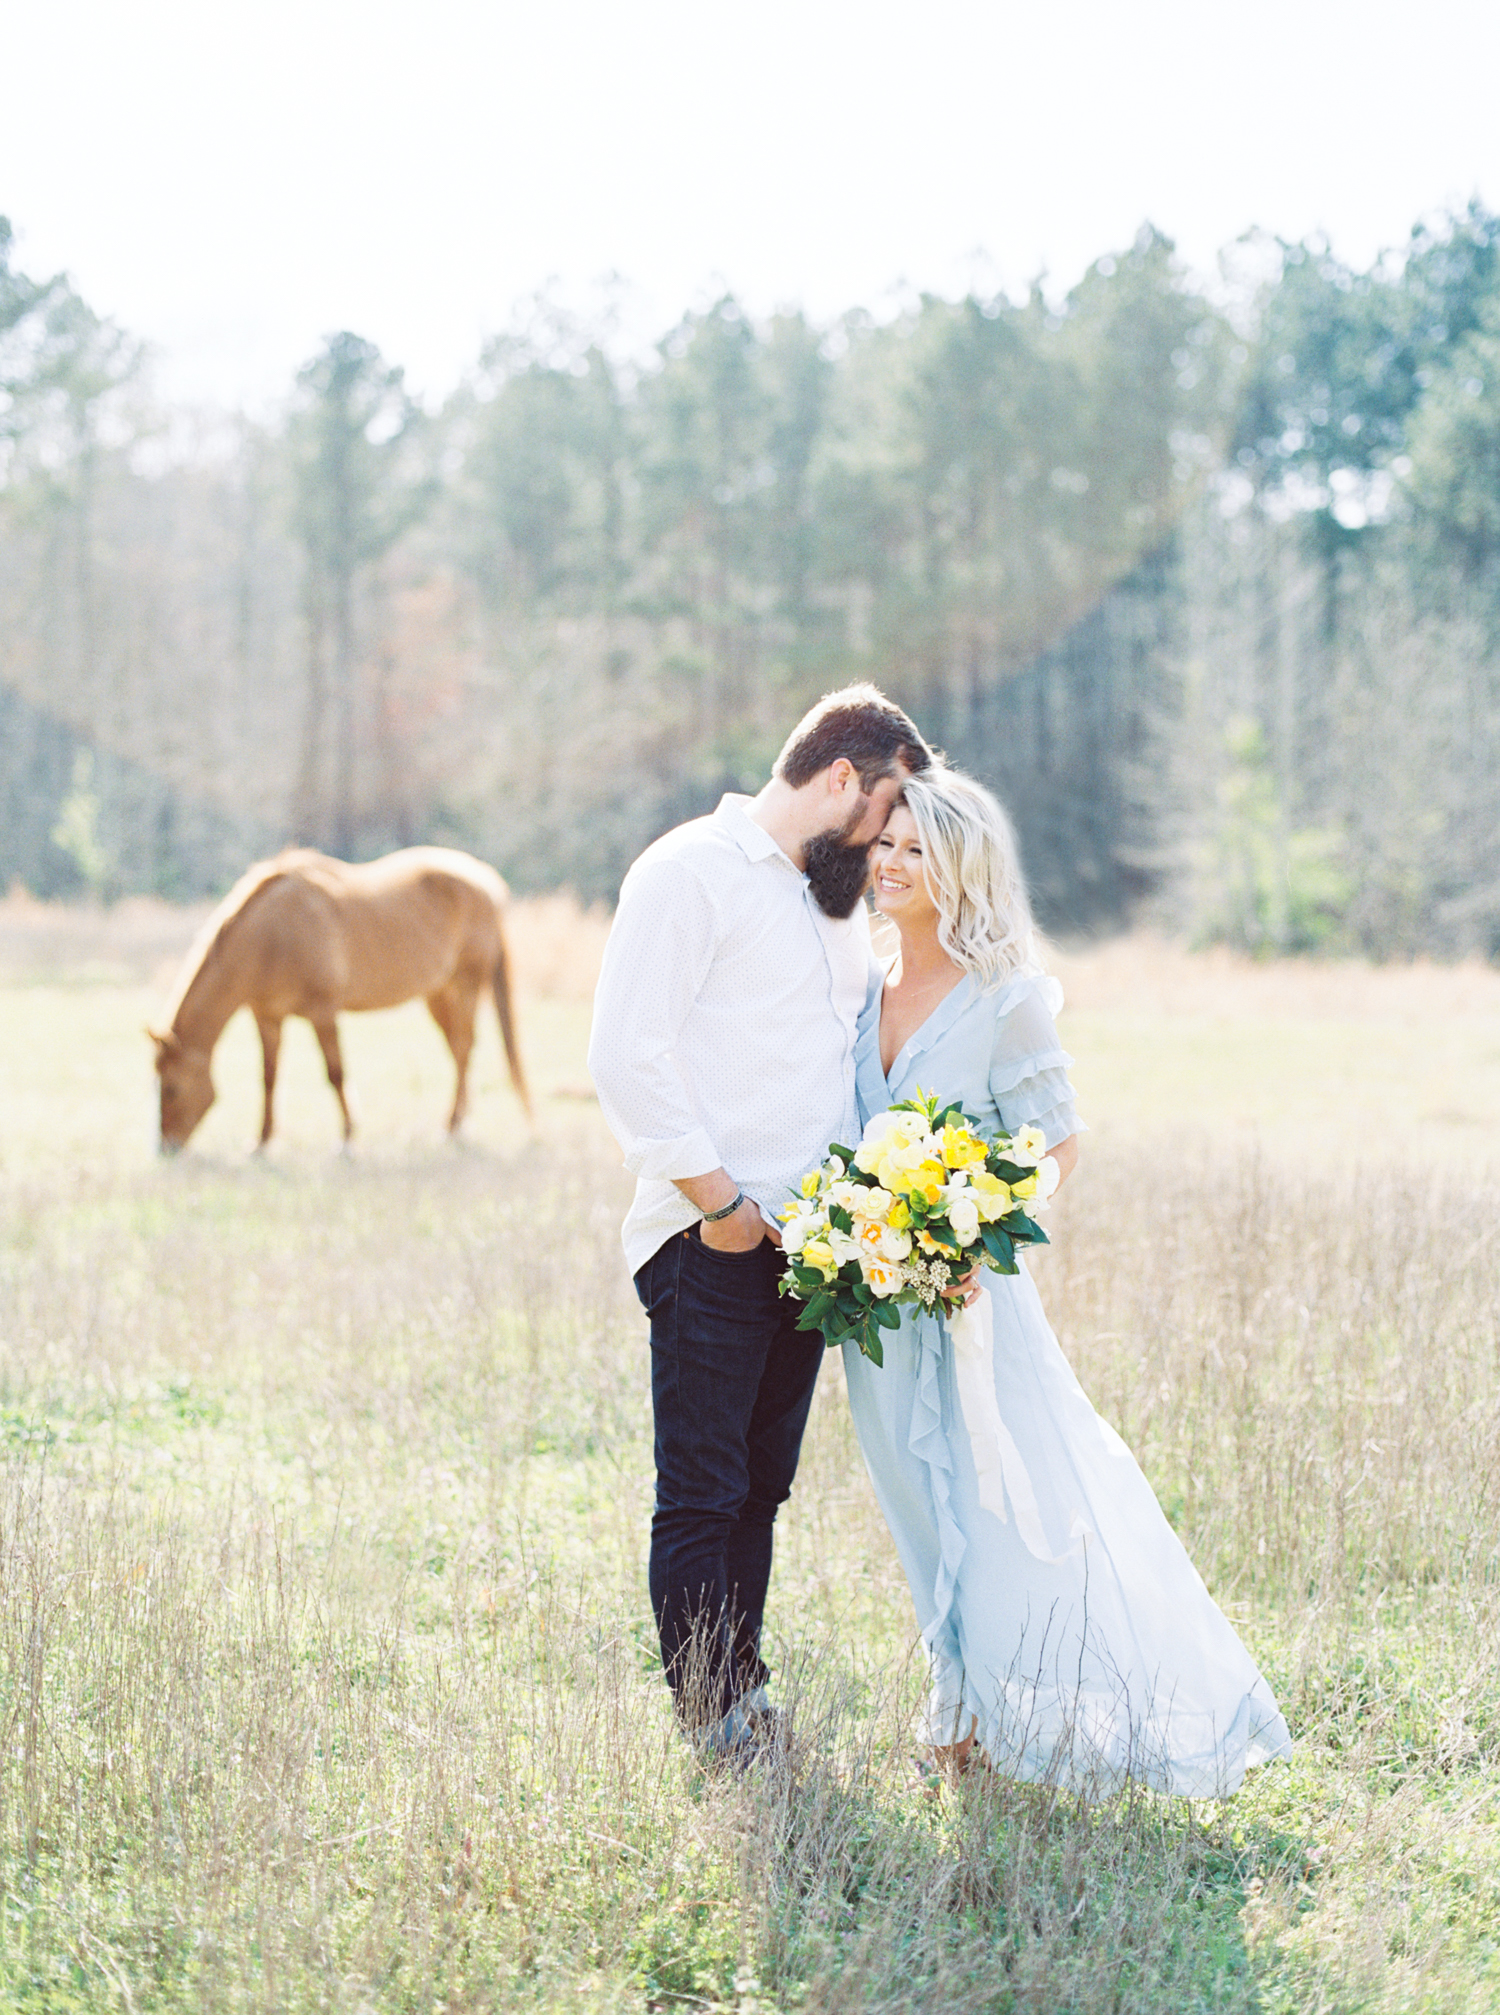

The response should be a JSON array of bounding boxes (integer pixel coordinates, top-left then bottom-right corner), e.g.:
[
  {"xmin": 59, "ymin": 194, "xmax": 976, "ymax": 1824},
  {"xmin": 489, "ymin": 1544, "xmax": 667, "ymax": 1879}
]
[{"xmin": 871, "ymin": 806, "xmax": 938, "ymax": 923}]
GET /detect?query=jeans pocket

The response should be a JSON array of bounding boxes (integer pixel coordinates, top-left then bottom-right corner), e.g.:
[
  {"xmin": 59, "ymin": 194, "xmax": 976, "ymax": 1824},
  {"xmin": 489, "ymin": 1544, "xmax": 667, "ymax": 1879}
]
[{"xmin": 690, "ymin": 1224, "xmax": 772, "ymax": 1264}]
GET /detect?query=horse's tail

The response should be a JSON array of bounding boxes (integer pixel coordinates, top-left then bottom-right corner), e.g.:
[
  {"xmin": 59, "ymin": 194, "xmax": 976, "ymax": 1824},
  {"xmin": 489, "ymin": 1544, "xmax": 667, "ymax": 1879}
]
[{"xmin": 492, "ymin": 918, "xmax": 533, "ymax": 1117}]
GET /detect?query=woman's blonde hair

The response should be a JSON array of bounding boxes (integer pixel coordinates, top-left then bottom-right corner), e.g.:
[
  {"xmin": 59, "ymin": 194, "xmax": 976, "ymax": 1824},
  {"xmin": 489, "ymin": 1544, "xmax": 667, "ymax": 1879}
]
[{"xmin": 895, "ymin": 769, "xmax": 1042, "ymax": 988}]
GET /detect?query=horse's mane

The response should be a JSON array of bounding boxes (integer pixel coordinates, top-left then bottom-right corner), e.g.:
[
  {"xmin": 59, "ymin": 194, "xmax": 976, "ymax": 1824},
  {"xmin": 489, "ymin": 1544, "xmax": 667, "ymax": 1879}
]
[{"xmin": 164, "ymin": 852, "xmax": 302, "ymax": 1027}]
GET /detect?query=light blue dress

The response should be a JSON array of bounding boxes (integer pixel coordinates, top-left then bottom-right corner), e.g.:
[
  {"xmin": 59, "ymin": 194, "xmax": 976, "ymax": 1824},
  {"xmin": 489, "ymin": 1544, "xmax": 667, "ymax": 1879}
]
[{"xmin": 843, "ymin": 968, "xmax": 1291, "ymax": 1797}]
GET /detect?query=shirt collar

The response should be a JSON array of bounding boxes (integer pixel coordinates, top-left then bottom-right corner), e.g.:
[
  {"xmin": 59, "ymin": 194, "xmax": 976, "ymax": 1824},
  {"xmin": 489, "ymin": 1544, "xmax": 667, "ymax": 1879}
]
[{"xmin": 714, "ymin": 793, "xmax": 802, "ymax": 873}]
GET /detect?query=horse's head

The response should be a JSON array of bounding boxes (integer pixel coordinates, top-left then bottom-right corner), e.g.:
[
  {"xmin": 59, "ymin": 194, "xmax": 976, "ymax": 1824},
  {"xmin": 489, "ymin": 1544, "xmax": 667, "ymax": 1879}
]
[{"xmin": 149, "ymin": 1029, "xmax": 215, "ymax": 1151}]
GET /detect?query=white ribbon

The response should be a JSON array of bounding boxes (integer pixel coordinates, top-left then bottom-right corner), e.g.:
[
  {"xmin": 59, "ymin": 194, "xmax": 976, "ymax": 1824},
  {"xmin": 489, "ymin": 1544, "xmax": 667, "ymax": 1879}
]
[{"xmin": 948, "ymin": 1292, "xmax": 1083, "ymax": 1566}]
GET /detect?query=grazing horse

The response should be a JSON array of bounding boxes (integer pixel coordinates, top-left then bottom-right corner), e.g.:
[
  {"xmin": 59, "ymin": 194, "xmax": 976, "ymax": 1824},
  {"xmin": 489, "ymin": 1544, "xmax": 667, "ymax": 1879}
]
[{"xmin": 150, "ymin": 847, "xmax": 531, "ymax": 1152}]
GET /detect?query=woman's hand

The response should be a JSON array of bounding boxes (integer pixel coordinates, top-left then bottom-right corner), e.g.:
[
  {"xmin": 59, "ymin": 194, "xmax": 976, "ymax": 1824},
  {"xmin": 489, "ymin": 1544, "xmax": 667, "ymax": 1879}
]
[{"xmin": 944, "ymin": 1263, "xmax": 984, "ymax": 1310}]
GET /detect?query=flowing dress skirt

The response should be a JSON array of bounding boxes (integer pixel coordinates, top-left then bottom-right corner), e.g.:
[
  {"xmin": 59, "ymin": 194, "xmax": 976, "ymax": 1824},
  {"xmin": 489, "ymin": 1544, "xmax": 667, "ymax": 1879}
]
[{"xmin": 843, "ymin": 1265, "xmax": 1291, "ymax": 1797}]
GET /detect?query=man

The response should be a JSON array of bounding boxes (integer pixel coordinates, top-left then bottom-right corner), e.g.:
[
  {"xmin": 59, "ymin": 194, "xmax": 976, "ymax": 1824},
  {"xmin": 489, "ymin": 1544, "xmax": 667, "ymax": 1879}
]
[{"xmin": 588, "ymin": 684, "xmax": 932, "ymax": 1759}]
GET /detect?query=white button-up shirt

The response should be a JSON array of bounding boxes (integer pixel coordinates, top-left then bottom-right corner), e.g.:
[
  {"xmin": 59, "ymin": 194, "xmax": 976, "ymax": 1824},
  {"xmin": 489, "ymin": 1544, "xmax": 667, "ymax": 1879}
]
[{"xmin": 588, "ymin": 794, "xmax": 875, "ymax": 1274}]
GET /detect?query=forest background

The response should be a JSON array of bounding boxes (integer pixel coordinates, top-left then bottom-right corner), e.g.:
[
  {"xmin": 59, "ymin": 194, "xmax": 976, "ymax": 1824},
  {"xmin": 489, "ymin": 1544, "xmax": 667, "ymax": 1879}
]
[{"xmin": 3, "ymin": 200, "xmax": 1500, "ymax": 959}]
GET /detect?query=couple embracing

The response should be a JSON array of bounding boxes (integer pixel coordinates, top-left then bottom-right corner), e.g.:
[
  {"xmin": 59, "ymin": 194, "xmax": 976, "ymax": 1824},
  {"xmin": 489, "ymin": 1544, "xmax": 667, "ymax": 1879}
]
[{"xmin": 588, "ymin": 686, "xmax": 1290, "ymax": 1794}]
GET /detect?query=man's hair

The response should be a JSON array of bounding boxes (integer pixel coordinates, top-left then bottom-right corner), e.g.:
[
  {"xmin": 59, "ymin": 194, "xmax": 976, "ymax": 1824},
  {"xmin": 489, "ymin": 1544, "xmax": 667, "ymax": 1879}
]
[{"xmin": 774, "ymin": 684, "xmax": 933, "ymax": 793}]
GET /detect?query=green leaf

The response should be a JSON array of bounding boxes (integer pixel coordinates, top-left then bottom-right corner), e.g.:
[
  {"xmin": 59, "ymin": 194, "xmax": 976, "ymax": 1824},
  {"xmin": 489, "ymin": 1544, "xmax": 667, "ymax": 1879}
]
[
  {"xmin": 829, "ymin": 1204, "xmax": 854, "ymax": 1235},
  {"xmin": 981, "ymin": 1224, "xmax": 1016, "ymax": 1271},
  {"xmin": 860, "ymin": 1329, "xmax": 885, "ymax": 1368},
  {"xmin": 873, "ymin": 1299, "xmax": 902, "ymax": 1330},
  {"xmin": 851, "ymin": 1281, "xmax": 872, "ymax": 1306},
  {"xmin": 829, "ymin": 1143, "xmax": 854, "ymax": 1162}
]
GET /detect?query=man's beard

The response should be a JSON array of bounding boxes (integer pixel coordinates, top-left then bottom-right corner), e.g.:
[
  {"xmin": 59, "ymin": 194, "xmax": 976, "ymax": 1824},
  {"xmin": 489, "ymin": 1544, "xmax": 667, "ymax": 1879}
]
[{"xmin": 804, "ymin": 801, "xmax": 876, "ymax": 919}]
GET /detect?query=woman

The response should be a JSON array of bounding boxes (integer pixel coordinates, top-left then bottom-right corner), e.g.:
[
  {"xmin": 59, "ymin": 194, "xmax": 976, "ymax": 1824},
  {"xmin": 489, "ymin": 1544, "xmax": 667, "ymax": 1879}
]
[{"xmin": 845, "ymin": 768, "xmax": 1290, "ymax": 1796}]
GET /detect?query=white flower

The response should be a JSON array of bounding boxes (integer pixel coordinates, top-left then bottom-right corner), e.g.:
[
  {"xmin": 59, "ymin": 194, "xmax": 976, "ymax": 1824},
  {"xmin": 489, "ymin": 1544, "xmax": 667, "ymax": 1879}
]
[
  {"xmin": 1028, "ymin": 1156, "xmax": 1062, "ymax": 1212},
  {"xmin": 1009, "ymin": 1124, "xmax": 1048, "ymax": 1164},
  {"xmin": 827, "ymin": 1229, "xmax": 861, "ymax": 1266},
  {"xmin": 854, "ymin": 1108, "xmax": 926, "ymax": 1164},
  {"xmin": 878, "ymin": 1225, "xmax": 913, "ymax": 1261},
  {"xmin": 849, "ymin": 1184, "xmax": 894, "ymax": 1221},
  {"xmin": 782, "ymin": 1215, "xmax": 814, "ymax": 1254},
  {"xmin": 825, "ymin": 1180, "xmax": 862, "ymax": 1212},
  {"xmin": 862, "ymin": 1256, "xmax": 903, "ymax": 1297},
  {"xmin": 947, "ymin": 1196, "xmax": 981, "ymax": 1245}
]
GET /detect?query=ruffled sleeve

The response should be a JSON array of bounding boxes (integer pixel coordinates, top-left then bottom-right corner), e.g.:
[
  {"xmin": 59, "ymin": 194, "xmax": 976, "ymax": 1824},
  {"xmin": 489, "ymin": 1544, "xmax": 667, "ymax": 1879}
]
[{"xmin": 988, "ymin": 975, "xmax": 1085, "ymax": 1148}]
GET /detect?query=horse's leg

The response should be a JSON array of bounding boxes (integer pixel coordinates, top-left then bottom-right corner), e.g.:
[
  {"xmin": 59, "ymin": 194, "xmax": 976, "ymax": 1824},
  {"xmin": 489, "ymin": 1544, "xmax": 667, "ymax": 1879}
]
[
  {"xmin": 310, "ymin": 1014, "xmax": 355, "ymax": 1144},
  {"xmin": 427, "ymin": 975, "xmax": 480, "ymax": 1133},
  {"xmin": 254, "ymin": 1014, "xmax": 283, "ymax": 1150}
]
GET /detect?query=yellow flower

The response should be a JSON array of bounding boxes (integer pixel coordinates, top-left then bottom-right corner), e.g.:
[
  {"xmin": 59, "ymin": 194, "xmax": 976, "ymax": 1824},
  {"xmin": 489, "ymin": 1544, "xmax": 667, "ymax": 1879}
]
[
  {"xmin": 855, "ymin": 1220, "xmax": 886, "ymax": 1253},
  {"xmin": 908, "ymin": 1159, "xmax": 949, "ymax": 1206},
  {"xmin": 800, "ymin": 1171, "xmax": 823, "ymax": 1199},
  {"xmin": 939, "ymin": 1123, "xmax": 988, "ymax": 1170},
  {"xmin": 801, "ymin": 1239, "xmax": 838, "ymax": 1280},
  {"xmin": 886, "ymin": 1198, "xmax": 912, "ymax": 1230},
  {"xmin": 969, "ymin": 1170, "xmax": 1012, "ymax": 1222}
]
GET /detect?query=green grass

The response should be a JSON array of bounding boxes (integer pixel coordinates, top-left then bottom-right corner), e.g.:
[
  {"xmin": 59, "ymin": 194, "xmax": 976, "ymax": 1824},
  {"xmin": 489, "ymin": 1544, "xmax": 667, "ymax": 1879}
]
[{"xmin": 1, "ymin": 958, "xmax": 1499, "ymax": 2009}]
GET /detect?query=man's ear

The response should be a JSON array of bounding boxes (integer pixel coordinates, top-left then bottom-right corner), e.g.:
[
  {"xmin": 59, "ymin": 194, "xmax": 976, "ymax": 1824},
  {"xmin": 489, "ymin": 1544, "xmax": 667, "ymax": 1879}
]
[{"xmin": 827, "ymin": 757, "xmax": 859, "ymax": 796}]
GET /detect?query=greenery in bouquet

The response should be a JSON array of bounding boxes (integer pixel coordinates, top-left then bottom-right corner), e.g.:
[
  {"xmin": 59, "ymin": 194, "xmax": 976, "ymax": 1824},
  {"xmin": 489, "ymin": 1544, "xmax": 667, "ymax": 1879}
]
[{"xmin": 777, "ymin": 1089, "xmax": 1059, "ymax": 1365}]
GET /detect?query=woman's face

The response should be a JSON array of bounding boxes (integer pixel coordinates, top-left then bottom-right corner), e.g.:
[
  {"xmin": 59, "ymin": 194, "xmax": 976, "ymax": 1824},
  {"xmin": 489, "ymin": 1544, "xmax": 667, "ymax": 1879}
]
[{"xmin": 871, "ymin": 804, "xmax": 939, "ymax": 930}]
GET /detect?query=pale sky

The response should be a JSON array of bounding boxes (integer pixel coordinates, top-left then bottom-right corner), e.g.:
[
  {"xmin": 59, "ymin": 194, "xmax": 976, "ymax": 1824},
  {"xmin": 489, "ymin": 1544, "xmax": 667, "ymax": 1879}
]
[{"xmin": 5, "ymin": 0, "xmax": 1498, "ymax": 414}]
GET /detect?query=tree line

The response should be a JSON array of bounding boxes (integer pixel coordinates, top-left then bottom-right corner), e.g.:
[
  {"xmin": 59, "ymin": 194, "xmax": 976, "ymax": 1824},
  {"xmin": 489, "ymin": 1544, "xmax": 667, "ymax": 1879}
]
[{"xmin": 2, "ymin": 205, "xmax": 1498, "ymax": 957}]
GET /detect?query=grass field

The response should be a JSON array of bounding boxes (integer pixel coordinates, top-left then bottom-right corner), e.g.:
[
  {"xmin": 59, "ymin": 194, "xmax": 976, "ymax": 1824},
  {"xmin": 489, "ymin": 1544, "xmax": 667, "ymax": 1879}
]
[{"xmin": 1, "ymin": 895, "xmax": 1499, "ymax": 2011}]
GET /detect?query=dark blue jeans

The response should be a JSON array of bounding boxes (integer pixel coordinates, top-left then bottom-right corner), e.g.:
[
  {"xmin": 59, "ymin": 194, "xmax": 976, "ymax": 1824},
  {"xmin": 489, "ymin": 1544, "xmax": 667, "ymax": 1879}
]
[{"xmin": 634, "ymin": 1223, "xmax": 824, "ymax": 1727}]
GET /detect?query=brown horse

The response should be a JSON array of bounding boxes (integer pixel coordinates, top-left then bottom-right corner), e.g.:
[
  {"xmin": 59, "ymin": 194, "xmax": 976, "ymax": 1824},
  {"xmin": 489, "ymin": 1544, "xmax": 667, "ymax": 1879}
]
[{"xmin": 150, "ymin": 847, "xmax": 531, "ymax": 1151}]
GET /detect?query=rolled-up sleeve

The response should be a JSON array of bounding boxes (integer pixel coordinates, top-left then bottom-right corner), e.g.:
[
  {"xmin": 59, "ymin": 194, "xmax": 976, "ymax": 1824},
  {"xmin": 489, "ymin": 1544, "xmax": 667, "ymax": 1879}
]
[{"xmin": 587, "ymin": 855, "xmax": 724, "ymax": 1182}]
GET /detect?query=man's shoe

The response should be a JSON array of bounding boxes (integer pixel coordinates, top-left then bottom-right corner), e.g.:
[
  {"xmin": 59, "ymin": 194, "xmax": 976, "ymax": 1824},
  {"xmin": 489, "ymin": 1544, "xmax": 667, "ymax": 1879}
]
[{"xmin": 696, "ymin": 1685, "xmax": 789, "ymax": 1771}]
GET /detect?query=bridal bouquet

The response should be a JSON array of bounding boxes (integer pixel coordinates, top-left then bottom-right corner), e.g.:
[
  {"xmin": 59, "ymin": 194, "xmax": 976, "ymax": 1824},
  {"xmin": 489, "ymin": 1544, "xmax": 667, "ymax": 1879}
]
[{"xmin": 777, "ymin": 1088, "xmax": 1059, "ymax": 1365}]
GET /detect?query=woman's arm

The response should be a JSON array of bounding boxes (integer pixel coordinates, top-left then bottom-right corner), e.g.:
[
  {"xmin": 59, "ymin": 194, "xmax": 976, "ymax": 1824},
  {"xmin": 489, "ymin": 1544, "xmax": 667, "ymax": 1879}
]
[
  {"xmin": 951, "ymin": 1133, "xmax": 1079, "ymax": 1307},
  {"xmin": 1047, "ymin": 1133, "xmax": 1080, "ymax": 1190}
]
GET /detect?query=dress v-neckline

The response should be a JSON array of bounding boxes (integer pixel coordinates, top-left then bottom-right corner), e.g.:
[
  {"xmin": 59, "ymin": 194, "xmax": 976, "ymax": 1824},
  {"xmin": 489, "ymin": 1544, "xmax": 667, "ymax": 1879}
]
[{"xmin": 877, "ymin": 970, "xmax": 973, "ymax": 1086}]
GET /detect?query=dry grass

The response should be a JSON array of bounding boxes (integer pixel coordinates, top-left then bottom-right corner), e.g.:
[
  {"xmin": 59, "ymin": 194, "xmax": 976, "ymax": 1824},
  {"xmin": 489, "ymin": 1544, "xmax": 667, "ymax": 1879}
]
[
  {"xmin": 2, "ymin": 900, "xmax": 1500, "ymax": 2008},
  {"xmin": 0, "ymin": 888, "xmax": 614, "ymax": 1001}
]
